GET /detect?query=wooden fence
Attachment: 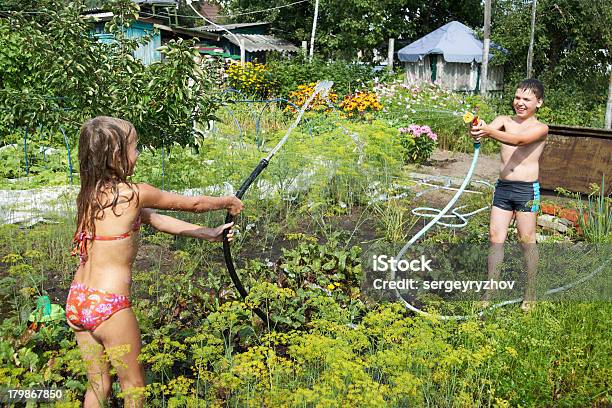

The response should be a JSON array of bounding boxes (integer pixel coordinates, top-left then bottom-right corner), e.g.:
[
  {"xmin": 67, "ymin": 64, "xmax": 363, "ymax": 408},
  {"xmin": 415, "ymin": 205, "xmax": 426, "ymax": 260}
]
[{"xmin": 540, "ymin": 125, "xmax": 612, "ymax": 194}]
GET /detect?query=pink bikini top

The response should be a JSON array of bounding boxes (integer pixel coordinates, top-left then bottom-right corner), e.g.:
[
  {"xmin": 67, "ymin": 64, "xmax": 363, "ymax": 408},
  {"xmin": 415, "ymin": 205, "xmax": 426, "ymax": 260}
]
[{"xmin": 71, "ymin": 212, "xmax": 142, "ymax": 265}]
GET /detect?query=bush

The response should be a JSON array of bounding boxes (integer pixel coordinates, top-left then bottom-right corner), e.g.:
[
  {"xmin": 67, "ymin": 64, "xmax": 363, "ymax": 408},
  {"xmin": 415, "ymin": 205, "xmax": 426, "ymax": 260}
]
[
  {"xmin": 267, "ymin": 55, "xmax": 376, "ymax": 98},
  {"xmin": 376, "ymin": 80, "xmax": 499, "ymax": 153},
  {"xmin": 226, "ymin": 61, "xmax": 276, "ymax": 98},
  {"xmin": 398, "ymin": 124, "xmax": 438, "ymax": 164},
  {"xmin": 339, "ymin": 91, "xmax": 383, "ymax": 119},
  {"xmin": 286, "ymin": 82, "xmax": 338, "ymax": 113},
  {"xmin": 488, "ymin": 81, "xmax": 606, "ymax": 128}
]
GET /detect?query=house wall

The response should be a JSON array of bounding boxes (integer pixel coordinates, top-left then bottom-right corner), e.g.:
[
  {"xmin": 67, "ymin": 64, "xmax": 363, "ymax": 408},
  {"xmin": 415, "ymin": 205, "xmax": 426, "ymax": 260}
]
[
  {"xmin": 404, "ymin": 55, "xmax": 434, "ymax": 84},
  {"xmin": 92, "ymin": 21, "xmax": 161, "ymax": 65},
  {"xmin": 127, "ymin": 21, "xmax": 162, "ymax": 65},
  {"xmin": 404, "ymin": 56, "xmax": 504, "ymax": 92}
]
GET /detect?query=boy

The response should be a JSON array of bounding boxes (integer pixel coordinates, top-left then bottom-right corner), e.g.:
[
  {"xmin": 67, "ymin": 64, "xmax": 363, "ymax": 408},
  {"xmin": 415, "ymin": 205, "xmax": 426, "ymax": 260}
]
[{"xmin": 470, "ymin": 78, "xmax": 548, "ymax": 312}]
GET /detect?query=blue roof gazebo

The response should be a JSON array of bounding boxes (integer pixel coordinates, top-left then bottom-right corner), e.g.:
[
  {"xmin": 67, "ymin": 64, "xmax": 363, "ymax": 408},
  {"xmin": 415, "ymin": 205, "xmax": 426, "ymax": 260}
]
[{"xmin": 397, "ymin": 21, "xmax": 506, "ymax": 92}]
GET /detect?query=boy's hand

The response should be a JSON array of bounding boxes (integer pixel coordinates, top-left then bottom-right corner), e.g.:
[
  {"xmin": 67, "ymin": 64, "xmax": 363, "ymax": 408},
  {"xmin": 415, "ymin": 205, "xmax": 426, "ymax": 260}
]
[
  {"xmin": 470, "ymin": 119, "xmax": 489, "ymax": 139},
  {"xmin": 194, "ymin": 222, "xmax": 236, "ymax": 242},
  {"xmin": 224, "ymin": 196, "xmax": 244, "ymax": 216}
]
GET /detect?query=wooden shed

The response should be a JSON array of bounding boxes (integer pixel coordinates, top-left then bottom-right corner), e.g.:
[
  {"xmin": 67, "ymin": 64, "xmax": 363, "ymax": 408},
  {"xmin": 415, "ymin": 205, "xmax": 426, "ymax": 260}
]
[{"xmin": 398, "ymin": 21, "xmax": 505, "ymax": 92}]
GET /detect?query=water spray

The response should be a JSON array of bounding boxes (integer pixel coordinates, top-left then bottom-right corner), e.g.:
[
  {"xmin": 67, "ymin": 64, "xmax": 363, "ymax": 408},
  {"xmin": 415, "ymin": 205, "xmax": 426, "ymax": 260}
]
[{"xmin": 222, "ymin": 80, "xmax": 334, "ymax": 324}]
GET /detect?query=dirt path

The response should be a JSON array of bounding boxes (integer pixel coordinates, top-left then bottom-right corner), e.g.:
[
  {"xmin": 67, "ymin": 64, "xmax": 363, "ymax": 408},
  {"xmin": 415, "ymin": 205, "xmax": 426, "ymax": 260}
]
[
  {"xmin": 419, "ymin": 149, "xmax": 501, "ymax": 184},
  {"xmin": 413, "ymin": 148, "xmax": 575, "ymax": 206}
]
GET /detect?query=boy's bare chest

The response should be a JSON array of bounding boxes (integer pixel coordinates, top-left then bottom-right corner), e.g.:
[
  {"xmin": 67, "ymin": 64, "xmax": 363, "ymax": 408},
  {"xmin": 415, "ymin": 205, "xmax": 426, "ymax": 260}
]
[
  {"xmin": 502, "ymin": 119, "xmax": 545, "ymax": 154},
  {"xmin": 499, "ymin": 139, "xmax": 545, "ymax": 166}
]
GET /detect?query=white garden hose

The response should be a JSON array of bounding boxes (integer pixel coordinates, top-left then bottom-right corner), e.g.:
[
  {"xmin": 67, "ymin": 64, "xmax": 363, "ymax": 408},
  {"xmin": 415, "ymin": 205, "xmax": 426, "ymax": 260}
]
[{"xmin": 390, "ymin": 143, "xmax": 611, "ymax": 320}]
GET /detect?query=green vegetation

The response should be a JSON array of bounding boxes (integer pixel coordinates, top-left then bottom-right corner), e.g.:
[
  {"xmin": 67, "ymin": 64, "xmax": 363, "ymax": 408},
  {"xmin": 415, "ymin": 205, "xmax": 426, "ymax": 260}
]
[
  {"xmin": 1, "ymin": 214, "xmax": 610, "ymax": 406},
  {"xmin": 0, "ymin": 0, "xmax": 219, "ymax": 148},
  {"xmin": 556, "ymin": 178, "xmax": 612, "ymax": 244},
  {"xmin": 1, "ymin": 97, "xmax": 611, "ymax": 405},
  {"xmin": 1, "ymin": 1, "xmax": 611, "ymax": 406}
]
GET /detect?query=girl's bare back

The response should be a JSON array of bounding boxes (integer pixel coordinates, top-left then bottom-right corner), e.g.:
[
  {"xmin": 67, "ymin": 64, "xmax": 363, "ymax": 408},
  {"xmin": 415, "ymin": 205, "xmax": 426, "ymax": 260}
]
[{"xmin": 73, "ymin": 183, "xmax": 142, "ymax": 296}]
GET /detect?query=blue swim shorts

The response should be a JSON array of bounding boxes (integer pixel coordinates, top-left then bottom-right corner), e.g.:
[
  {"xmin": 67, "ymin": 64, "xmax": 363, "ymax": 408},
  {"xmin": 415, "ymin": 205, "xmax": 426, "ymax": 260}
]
[{"xmin": 492, "ymin": 179, "xmax": 540, "ymax": 213}]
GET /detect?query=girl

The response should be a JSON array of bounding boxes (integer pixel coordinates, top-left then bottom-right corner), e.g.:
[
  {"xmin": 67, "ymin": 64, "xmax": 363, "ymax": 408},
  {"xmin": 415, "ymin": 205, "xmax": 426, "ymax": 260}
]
[{"xmin": 65, "ymin": 116, "xmax": 243, "ymax": 407}]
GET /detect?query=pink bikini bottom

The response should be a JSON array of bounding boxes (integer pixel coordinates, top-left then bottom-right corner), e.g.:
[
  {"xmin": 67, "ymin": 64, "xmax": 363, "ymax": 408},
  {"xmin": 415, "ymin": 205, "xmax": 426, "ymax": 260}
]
[{"xmin": 65, "ymin": 282, "xmax": 130, "ymax": 331}]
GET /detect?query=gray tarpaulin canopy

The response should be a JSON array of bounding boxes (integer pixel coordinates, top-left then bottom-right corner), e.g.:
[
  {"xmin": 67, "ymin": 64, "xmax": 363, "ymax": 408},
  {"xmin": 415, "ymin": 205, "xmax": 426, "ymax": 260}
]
[{"xmin": 398, "ymin": 21, "xmax": 502, "ymax": 63}]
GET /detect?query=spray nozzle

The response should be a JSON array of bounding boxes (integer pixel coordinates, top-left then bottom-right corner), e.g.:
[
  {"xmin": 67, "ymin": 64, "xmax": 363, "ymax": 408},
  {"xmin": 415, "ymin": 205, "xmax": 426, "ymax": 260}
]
[{"xmin": 463, "ymin": 106, "xmax": 480, "ymax": 126}]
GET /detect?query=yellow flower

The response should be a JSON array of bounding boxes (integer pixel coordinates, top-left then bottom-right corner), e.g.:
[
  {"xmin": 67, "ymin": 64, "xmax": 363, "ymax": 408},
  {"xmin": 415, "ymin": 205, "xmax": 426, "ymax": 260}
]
[{"xmin": 463, "ymin": 112, "xmax": 474, "ymax": 124}]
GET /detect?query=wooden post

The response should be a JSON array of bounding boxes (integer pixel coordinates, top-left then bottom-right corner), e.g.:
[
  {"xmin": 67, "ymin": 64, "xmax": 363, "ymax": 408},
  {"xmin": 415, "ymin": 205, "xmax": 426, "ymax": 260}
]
[
  {"xmin": 240, "ymin": 39, "xmax": 246, "ymax": 66},
  {"xmin": 387, "ymin": 38, "xmax": 395, "ymax": 73},
  {"xmin": 526, "ymin": 0, "xmax": 537, "ymax": 78},
  {"xmin": 605, "ymin": 70, "xmax": 612, "ymax": 130},
  {"xmin": 309, "ymin": 0, "xmax": 319, "ymax": 62},
  {"xmin": 480, "ymin": 0, "xmax": 491, "ymax": 96}
]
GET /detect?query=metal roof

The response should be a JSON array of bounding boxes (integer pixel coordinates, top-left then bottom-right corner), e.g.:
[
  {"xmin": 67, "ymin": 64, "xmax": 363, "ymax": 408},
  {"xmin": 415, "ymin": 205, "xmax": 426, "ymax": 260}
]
[
  {"xmin": 195, "ymin": 22, "xmax": 269, "ymax": 32},
  {"xmin": 153, "ymin": 23, "xmax": 217, "ymax": 40},
  {"xmin": 133, "ymin": 0, "xmax": 177, "ymax": 5},
  {"xmin": 223, "ymin": 34, "xmax": 299, "ymax": 53}
]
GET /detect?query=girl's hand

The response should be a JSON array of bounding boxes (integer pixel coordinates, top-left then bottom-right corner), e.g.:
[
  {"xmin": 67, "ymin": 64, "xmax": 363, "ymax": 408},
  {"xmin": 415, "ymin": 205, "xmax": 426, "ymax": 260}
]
[
  {"xmin": 225, "ymin": 196, "xmax": 244, "ymax": 216},
  {"xmin": 195, "ymin": 222, "xmax": 236, "ymax": 242}
]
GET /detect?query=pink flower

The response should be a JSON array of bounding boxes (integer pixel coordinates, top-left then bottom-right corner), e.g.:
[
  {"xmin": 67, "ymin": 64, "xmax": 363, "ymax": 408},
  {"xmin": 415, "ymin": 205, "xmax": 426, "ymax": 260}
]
[
  {"xmin": 96, "ymin": 303, "xmax": 112, "ymax": 314},
  {"xmin": 397, "ymin": 123, "xmax": 438, "ymax": 142}
]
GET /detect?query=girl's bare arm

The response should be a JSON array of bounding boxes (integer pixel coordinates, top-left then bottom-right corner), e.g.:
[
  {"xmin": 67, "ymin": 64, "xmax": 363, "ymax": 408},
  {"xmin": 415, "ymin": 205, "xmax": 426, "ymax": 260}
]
[
  {"xmin": 136, "ymin": 183, "xmax": 243, "ymax": 215},
  {"xmin": 140, "ymin": 209, "xmax": 235, "ymax": 242}
]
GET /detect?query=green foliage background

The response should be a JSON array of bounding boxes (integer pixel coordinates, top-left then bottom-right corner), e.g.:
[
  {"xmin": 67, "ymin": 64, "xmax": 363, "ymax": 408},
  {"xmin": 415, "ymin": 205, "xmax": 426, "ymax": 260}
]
[{"xmin": 0, "ymin": 0, "xmax": 220, "ymax": 149}]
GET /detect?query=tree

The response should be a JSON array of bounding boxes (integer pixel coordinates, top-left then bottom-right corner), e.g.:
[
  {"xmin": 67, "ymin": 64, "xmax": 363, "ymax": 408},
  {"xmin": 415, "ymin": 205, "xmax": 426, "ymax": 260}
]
[
  {"xmin": 0, "ymin": 0, "xmax": 220, "ymax": 148},
  {"xmin": 480, "ymin": 0, "xmax": 491, "ymax": 96},
  {"xmin": 526, "ymin": 0, "xmax": 537, "ymax": 78},
  {"xmin": 219, "ymin": 0, "xmax": 483, "ymax": 61},
  {"xmin": 492, "ymin": 0, "xmax": 611, "ymax": 118}
]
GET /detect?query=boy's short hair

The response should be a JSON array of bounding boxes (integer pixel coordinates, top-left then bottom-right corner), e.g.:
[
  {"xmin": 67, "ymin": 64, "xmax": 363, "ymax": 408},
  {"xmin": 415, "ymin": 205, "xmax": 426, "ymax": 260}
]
[{"xmin": 517, "ymin": 78, "xmax": 544, "ymax": 100}]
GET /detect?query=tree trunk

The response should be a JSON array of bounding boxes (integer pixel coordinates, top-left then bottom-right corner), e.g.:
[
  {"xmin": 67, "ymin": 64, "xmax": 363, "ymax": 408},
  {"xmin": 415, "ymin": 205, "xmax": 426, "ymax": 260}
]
[
  {"xmin": 526, "ymin": 0, "xmax": 537, "ymax": 78},
  {"xmin": 481, "ymin": 0, "xmax": 491, "ymax": 96}
]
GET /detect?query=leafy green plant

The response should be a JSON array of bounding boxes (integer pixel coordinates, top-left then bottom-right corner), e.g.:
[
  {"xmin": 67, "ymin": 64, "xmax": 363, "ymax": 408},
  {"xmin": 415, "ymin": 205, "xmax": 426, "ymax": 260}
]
[
  {"xmin": 373, "ymin": 199, "xmax": 417, "ymax": 243},
  {"xmin": 0, "ymin": 209, "xmax": 611, "ymax": 406},
  {"xmin": 557, "ymin": 177, "xmax": 612, "ymax": 243},
  {"xmin": 0, "ymin": 0, "xmax": 221, "ymax": 152},
  {"xmin": 376, "ymin": 80, "xmax": 499, "ymax": 153},
  {"xmin": 398, "ymin": 124, "xmax": 438, "ymax": 164},
  {"xmin": 266, "ymin": 55, "xmax": 376, "ymax": 98},
  {"xmin": 226, "ymin": 61, "xmax": 276, "ymax": 98},
  {"xmin": 280, "ymin": 237, "xmax": 363, "ymax": 291}
]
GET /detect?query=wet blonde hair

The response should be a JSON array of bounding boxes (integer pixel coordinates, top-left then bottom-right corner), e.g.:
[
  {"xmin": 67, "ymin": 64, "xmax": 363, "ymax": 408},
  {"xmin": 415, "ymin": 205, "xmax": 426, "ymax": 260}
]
[{"xmin": 75, "ymin": 116, "xmax": 139, "ymax": 236}]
